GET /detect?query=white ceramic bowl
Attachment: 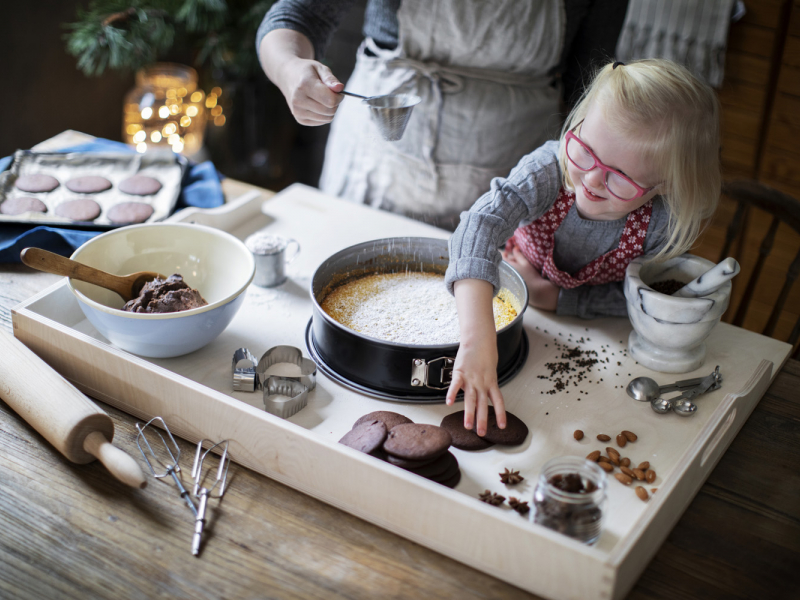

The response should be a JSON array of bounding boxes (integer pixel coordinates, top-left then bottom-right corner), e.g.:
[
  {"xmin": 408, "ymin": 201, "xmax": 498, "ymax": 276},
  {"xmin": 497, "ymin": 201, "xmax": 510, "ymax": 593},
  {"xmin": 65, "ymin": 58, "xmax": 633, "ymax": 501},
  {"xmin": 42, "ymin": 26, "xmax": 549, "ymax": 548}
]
[{"xmin": 68, "ymin": 223, "xmax": 255, "ymax": 358}]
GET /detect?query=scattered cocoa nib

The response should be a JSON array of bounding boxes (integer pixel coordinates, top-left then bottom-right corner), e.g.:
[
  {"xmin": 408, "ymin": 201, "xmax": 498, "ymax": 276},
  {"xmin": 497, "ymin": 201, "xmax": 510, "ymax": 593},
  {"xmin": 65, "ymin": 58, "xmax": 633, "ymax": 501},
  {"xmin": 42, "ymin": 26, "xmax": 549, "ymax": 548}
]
[
  {"xmin": 499, "ymin": 468, "xmax": 524, "ymax": 485},
  {"xmin": 509, "ymin": 497, "xmax": 530, "ymax": 515},
  {"xmin": 479, "ymin": 490, "xmax": 506, "ymax": 506}
]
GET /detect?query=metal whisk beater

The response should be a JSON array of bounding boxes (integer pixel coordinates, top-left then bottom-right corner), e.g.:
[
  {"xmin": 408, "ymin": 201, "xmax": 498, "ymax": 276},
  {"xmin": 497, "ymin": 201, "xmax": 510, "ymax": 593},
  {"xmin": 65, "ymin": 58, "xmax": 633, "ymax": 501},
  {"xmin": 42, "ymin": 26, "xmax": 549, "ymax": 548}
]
[
  {"xmin": 190, "ymin": 439, "xmax": 230, "ymax": 556},
  {"xmin": 136, "ymin": 416, "xmax": 197, "ymax": 517}
]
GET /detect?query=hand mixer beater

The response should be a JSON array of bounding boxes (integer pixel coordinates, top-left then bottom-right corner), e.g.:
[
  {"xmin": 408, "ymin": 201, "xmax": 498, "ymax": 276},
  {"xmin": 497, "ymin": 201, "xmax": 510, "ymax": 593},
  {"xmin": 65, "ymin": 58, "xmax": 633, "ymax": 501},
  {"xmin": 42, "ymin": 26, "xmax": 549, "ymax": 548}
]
[{"xmin": 190, "ymin": 439, "xmax": 230, "ymax": 556}]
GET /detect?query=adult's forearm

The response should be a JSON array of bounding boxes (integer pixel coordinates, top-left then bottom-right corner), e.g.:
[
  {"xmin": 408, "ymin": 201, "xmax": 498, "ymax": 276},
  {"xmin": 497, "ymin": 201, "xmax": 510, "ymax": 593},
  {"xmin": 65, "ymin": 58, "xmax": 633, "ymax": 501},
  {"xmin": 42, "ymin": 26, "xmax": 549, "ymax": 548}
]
[{"xmin": 259, "ymin": 29, "xmax": 316, "ymax": 88}]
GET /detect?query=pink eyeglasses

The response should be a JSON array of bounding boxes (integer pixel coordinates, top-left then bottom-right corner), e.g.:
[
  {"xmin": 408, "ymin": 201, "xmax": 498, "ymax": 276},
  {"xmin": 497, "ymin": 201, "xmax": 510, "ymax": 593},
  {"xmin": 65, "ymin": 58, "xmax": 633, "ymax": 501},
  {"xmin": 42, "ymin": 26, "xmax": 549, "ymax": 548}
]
[{"xmin": 565, "ymin": 123, "xmax": 658, "ymax": 201}]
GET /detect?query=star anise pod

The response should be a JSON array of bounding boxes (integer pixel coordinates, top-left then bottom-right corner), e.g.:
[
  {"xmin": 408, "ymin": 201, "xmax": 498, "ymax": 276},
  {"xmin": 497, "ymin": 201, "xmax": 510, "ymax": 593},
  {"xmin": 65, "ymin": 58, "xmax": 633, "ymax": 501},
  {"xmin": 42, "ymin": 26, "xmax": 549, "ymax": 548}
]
[
  {"xmin": 508, "ymin": 497, "xmax": 530, "ymax": 515},
  {"xmin": 499, "ymin": 468, "xmax": 524, "ymax": 485},
  {"xmin": 478, "ymin": 490, "xmax": 506, "ymax": 506}
]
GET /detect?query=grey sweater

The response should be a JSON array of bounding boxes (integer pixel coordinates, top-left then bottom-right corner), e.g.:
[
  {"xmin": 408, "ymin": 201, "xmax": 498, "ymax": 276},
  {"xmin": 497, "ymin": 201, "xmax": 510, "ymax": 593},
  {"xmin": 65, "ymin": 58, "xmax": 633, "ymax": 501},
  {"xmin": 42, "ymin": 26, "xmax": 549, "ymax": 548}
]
[{"xmin": 445, "ymin": 141, "xmax": 670, "ymax": 319}]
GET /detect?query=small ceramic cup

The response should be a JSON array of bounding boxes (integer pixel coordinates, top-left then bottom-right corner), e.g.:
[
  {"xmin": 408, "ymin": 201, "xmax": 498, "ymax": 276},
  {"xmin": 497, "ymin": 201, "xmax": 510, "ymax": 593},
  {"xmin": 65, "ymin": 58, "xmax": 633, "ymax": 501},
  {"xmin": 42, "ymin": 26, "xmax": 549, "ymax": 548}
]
[{"xmin": 245, "ymin": 232, "xmax": 300, "ymax": 287}]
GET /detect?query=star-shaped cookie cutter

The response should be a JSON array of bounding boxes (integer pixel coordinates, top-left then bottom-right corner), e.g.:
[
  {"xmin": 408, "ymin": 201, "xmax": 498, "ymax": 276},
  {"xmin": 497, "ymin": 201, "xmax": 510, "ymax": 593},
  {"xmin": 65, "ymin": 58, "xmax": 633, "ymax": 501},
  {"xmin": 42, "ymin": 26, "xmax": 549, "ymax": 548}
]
[{"xmin": 232, "ymin": 346, "xmax": 317, "ymax": 418}]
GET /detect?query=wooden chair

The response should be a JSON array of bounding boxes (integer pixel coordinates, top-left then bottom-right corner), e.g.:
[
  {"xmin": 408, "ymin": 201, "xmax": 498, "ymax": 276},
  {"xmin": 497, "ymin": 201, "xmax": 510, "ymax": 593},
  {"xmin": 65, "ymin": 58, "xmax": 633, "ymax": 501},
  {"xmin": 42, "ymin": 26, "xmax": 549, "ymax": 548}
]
[{"xmin": 718, "ymin": 180, "xmax": 800, "ymax": 358}]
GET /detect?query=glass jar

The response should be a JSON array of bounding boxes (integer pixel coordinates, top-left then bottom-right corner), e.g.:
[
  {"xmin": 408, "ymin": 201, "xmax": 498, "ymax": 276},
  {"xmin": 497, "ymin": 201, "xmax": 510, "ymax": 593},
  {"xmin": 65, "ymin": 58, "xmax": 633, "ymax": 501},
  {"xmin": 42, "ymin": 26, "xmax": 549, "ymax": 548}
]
[
  {"xmin": 123, "ymin": 63, "xmax": 207, "ymax": 155},
  {"xmin": 532, "ymin": 456, "xmax": 607, "ymax": 545}
]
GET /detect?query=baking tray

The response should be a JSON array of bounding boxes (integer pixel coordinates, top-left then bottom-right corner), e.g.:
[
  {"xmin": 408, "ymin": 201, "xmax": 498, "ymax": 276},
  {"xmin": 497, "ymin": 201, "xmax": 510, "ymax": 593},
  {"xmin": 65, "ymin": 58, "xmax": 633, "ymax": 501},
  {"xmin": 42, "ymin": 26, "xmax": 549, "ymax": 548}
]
[
  {"xmin": 11, "ymin": 183, "xmax": 793, "ymax": 600},
  {"xmin": 0, "ymin": 149, "xmax": 186, "ymax": 227}
]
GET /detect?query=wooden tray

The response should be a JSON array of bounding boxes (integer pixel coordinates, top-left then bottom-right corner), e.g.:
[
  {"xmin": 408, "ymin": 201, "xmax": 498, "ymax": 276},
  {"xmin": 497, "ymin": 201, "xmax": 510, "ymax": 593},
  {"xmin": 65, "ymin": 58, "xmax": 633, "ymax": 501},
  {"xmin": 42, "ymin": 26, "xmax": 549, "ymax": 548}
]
[{"xmin": 11, "ymin": 184, "xmax": 793, "ymax": 600}]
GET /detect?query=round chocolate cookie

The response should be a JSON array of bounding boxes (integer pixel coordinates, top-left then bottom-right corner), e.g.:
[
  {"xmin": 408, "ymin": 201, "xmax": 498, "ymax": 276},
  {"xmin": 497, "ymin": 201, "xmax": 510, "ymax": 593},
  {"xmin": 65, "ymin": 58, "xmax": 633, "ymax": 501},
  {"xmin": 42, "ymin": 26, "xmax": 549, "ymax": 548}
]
[
  {"xmin": 65, "ymin": 176, "xmax": 112, "ymax": 194},
  {"xmin": 15, "ymin": 174, "xmax": 59, "ymax": 193},
  {"xmin": 338, "ymin": 420, "xmax": 387, "ymax": 455},
  {"xmin": 426, "ymin": 453, "xmax": 460, "ymax": 484},
  {"xmin": 383, "ymin": 423, "xmax": 451, "ymax": 461},
  {"xmin": 107, "ymin": 201, "xmax": 155, "ymax": 224},
  {"xmin": 480, "ymin": 406, "xmax": 529, "ymax": 446},
  {"xmin": 55, "ymin": 198, "xmax": 101, "ymax": 222},
  {"xmin": 405, "ymin": 451, "xmax": 458, "ymax": 479},
  {"xmin": 0, "ymin": 196, "xmax": 47, "ymax": 215},
  {"xmin": 118, "ymin": 175, "xmax": 162, "ymax": 196},
  {"xmin": 440, "ymin": 411, "xmax": 495, "ymax": 451},
  {"xmin": 354, "ymin": 411, "xmax": 413, "ymax": 432},
  {"xmin": 385, "ymin": 453, "xmax": 439, "ymax": 469},
  {"xmin": 438, "ymin": 468, "xmax": 462, "ymax": 489}
]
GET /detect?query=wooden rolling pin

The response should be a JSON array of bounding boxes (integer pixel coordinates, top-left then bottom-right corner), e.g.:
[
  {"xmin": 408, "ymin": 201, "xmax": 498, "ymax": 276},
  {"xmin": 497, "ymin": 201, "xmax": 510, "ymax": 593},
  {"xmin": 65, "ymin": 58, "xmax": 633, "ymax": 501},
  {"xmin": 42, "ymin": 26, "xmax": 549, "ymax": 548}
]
[{"xmin": 0, "ymin": 330, "xmax": 147, "ymax": 488}]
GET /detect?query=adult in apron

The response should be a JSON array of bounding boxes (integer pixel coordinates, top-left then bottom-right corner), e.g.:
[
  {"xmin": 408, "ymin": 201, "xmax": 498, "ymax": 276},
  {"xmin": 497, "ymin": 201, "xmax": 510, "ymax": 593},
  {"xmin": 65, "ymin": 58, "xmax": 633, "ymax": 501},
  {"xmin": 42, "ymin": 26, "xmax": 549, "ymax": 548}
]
[{"xmin": 319, "ymin": 0, "xmax": 565, "ymax": 231}]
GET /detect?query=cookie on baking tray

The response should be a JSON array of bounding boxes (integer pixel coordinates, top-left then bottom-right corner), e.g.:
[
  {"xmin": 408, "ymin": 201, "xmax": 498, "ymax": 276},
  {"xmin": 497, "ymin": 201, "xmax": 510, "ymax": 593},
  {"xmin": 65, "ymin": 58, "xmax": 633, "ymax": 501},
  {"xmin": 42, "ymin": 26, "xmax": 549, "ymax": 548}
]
[
  {"xmin": 338, "ymin": 419, "xmax": 388, "ymax": 455},
  {"xmin": 385, "ymin": 452, "xmax": 438, "ymax": 469},
  {"xmin": 107, "ymin": 201, "xmax": 155, "ymax": 224},
  {"xmin": 383, "ymin": 423, "xmax": 452, "ymax": 461},
  {"xmin": 353, "ymin": 411, "xmax": 413, "ymax": 432},
  {"xmin": 0, "ymin": 196, "xmax": 47, "ymax": 215},
  {"xmin": 404, "ymin": 450, "xmax": 458, "ymax": 480},
  {"xmin": 440, "ymin": 411, "xmax": 495, "ymax": 451},
  {"xmin": 65, "ymin": 176, "xmax": 112, "ymax": 194},
  {"xmin": 118, "ymin": 175, "xmax": 162, "ymax": 196},
  {"xmin": 14, "ymin": 174, "xmax": 59, "ymax": 193},
  {"xmin": 55, "ymin": 198, "xmax": 101, "ymax": 222}
]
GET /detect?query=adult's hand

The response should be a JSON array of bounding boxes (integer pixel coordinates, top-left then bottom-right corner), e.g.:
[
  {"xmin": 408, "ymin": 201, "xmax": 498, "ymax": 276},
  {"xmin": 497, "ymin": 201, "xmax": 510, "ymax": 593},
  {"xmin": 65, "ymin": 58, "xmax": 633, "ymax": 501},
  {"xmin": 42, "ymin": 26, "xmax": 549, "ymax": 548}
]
[{"xmin": 259, "ymin": 29, "xmax": 345, "ymax": 126}]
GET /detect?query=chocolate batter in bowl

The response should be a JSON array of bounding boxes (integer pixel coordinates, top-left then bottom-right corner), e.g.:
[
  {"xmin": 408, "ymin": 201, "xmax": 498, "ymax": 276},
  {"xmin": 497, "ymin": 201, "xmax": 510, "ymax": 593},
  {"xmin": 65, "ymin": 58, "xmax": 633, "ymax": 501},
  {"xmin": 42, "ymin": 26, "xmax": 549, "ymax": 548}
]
[{"xmin": 306, "ymin": 237, "xmax": 529, "ymax": 401}]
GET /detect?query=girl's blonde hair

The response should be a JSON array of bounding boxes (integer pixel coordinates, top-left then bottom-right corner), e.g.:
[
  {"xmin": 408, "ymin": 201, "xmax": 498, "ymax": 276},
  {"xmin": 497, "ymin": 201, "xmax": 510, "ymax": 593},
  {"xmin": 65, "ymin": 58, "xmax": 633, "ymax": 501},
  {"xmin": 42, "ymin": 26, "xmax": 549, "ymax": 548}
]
[{"xmin": 558, "ymin": 59, "xmax": 721, "ymax": 260}]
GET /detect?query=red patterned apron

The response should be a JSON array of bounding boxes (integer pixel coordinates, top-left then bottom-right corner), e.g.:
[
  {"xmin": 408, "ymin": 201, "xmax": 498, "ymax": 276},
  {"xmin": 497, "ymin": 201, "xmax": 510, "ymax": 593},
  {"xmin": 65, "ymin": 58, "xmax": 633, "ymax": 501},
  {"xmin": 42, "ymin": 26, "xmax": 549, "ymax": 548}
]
[{"xmin": 507, "ymin": 188, "xmax": 653, "ymax": 289}]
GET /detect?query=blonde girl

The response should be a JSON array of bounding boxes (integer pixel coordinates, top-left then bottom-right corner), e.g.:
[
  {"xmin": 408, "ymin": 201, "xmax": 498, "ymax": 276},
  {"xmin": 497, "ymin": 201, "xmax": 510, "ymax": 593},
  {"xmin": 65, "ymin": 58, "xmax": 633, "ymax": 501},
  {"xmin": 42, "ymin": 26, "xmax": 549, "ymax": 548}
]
[{"xmin": 444, "ymin": 59, "xmax": 720, "ymax": 435}]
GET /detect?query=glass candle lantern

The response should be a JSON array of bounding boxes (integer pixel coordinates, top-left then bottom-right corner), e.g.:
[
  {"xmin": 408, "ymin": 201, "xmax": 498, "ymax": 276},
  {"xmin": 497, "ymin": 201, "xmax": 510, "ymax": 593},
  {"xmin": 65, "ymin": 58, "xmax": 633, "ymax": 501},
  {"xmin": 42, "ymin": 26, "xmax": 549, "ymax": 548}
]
[{"xmin": 123, "ymin": 63, "xmax": 207, "ymax": 155}]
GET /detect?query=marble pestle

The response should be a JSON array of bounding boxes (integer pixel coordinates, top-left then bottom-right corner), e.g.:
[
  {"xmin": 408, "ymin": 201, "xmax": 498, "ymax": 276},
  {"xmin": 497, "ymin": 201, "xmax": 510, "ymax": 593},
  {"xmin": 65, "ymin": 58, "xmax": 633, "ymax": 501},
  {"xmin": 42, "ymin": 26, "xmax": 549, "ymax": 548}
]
[{"xmin": 673, "ymin": 257, "xmax": 740, "ymax": 298}]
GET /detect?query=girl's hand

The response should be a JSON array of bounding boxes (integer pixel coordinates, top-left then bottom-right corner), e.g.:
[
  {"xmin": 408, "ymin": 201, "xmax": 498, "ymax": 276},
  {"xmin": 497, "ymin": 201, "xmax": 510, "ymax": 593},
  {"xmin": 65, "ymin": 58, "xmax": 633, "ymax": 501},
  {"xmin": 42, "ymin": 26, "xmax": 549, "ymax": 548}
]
[
  {"xmin": 502, "ymin": 246, "xmax": 560, "ymax": 311},
  {"xmin": 447, "ymin": 279, "xmax": 506, "ymax": 436}
]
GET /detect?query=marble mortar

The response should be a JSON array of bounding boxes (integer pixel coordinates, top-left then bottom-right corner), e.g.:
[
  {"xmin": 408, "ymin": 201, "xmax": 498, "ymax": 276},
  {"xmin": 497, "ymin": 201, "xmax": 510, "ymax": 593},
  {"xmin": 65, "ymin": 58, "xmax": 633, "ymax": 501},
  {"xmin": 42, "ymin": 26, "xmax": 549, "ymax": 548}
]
[{"xmin": 624, "ymin": 254, "xmax": 732, "ymax": 373}]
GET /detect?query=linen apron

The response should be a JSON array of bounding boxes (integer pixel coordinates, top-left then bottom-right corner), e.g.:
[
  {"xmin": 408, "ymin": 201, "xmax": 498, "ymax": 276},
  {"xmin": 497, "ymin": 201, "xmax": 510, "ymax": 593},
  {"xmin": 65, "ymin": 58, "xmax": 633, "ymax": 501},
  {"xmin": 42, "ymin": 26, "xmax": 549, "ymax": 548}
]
[
  {"xmin": 508, "ymin": 188, "xmax": 654, "ymax": 288},
  {"xmin": 319, "ymin": 0, "xmax": 565, "ymax": 230}
]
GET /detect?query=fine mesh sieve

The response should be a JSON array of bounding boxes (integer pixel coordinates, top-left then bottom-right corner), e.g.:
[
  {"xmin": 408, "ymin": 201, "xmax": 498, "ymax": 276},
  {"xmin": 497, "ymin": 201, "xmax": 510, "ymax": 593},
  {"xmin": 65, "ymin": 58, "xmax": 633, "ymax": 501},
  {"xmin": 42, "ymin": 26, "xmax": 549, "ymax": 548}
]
[{"xmin": 341, "ymin": 91, "xmax": 421, "ymax": 141}]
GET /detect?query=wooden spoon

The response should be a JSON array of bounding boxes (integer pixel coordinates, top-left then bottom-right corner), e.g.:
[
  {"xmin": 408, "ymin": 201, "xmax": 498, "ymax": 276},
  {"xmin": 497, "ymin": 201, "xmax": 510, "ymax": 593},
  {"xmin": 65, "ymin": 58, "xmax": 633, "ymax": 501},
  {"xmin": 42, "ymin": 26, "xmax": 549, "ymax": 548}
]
[{"xmin": 20, "ymin": 247, "xmax": 164, "ymax": 302}]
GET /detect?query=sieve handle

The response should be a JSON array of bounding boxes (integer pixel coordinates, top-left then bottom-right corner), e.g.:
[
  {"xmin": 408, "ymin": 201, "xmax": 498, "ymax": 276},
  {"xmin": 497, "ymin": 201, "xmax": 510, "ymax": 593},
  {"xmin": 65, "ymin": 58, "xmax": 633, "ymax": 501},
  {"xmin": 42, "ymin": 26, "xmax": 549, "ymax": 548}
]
[{"xmin": 340, "ymin": 90, "xmax": 369, "ymax": 100}]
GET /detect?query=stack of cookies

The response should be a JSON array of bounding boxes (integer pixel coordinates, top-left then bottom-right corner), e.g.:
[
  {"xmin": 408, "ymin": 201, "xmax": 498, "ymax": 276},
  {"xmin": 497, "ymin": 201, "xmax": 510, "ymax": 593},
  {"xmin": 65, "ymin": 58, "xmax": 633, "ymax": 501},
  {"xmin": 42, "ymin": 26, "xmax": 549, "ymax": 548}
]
[{"xmin": 339, "ymin": 411, "xmax": 460, "ymax": 488}]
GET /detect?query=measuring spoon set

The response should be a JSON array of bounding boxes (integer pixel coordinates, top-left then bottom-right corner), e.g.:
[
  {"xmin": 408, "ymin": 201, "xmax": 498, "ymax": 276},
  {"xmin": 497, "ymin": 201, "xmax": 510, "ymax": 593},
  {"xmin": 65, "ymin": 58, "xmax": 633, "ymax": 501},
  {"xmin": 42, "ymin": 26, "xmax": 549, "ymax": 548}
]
[{"xmin": 626, "ymin": 366, "xmax": 722, "ymax": 416}]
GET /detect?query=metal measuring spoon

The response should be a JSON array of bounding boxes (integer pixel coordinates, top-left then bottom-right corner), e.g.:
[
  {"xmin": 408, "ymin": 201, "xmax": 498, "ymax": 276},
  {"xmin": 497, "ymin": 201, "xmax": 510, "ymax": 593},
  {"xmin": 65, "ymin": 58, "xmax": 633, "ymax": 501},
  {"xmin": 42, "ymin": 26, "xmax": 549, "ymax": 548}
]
[
  {"xmin": 626, "ymin": 375, "xmax": 709, "ymax": 403},
  {"xmin": 650, "ymin": 367, "xmax": 722, "ymax": 416}
]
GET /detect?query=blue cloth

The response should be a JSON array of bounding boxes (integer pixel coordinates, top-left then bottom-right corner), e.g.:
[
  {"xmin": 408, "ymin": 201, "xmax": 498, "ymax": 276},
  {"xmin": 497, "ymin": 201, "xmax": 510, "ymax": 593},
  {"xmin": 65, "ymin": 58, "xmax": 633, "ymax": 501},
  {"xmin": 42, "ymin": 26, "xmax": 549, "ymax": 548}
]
[{"xmin": 0, "ymin": 138, "xmax": 225, "ymax": 263}]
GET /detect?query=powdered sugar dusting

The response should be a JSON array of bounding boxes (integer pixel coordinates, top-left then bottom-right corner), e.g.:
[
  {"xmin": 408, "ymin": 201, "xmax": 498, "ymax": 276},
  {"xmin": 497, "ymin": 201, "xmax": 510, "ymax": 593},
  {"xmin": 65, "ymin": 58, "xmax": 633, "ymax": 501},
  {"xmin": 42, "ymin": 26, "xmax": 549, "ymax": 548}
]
[{"xmin": 321, "ymin": 272, "xmax": 517, "ymax": 345}]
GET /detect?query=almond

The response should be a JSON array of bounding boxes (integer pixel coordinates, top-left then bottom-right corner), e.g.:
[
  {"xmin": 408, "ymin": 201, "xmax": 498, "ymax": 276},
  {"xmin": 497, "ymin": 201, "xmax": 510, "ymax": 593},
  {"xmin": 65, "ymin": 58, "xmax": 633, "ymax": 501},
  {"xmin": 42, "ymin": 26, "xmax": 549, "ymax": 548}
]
[
  {"xmin": 632, "ymin": 468, "xmax": 646, "ymax": 481},
  {"xmin": 614, "ymin": 473, "xmax": 633, "ymax": 485},
  {"xmin": 651, "ymin": 488, "xmax": 658, "ymax": 493},
  {"xmin": 586, "ymin": 450, "xmax": 601, "ymax": 461},
  {"xmin": 616, "ymin": 434, "xmax": 627, "ymax": 447},
  {"xmin": 620, "ymin": 457, "xmax": 631, "ymax": 467},
  {"xmin": 606, "ymin": 447, "xmax": 620, "ymax": 461},
  {"xmin": 574, "ymin": 430, "xmax": 584, "ymax": 441},
  {"xmin": 622, "ymin": 430, "xmax": 638, "ymax": 442},
  {"xmin": 597, "ymin": 434, "xmax": 611, "ymax": 442},
  {"xmin": 620, "ymin": 466, "xmax": 635, "ymax": 477},
  {"xmin": 598, "ymin": 461, "xmax": 614, "ymax": 472},
  {"xmin": 635, "ymin": 486, "xmax": 649, "ymax": 501},
  {"xmin": 645, "ymin": 469, "xmax": 656, "ymax": 484},
  {"xmin": 637, "ymin": 461, "xmax": 650, "ymax": 470}
]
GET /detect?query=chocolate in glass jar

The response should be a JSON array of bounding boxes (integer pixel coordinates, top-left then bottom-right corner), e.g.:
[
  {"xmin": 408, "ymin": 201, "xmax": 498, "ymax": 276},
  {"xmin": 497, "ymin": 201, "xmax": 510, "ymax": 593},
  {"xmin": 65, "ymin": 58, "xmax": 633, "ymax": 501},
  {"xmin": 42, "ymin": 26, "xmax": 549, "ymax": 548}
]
[{"xmin": 532, "ymin": 457, "xmax": 607, "ymax": 545}]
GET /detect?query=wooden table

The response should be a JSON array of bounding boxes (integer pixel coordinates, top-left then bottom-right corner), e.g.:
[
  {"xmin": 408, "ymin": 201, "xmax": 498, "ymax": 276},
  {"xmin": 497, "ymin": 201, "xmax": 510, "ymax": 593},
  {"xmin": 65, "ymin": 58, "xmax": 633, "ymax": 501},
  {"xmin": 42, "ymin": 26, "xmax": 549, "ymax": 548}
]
[{"xmin": 1, "ymin": 180, "xmax": 799, "ymax": 600}]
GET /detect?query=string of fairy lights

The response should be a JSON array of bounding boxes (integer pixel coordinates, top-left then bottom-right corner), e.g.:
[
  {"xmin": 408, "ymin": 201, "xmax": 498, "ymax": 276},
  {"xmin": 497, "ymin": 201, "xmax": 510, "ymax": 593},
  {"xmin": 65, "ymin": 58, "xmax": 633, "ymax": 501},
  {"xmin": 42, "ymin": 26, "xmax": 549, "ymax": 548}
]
[{"xmin": 123, "ymin": 66, "xmax": 226, "ymax": 156}]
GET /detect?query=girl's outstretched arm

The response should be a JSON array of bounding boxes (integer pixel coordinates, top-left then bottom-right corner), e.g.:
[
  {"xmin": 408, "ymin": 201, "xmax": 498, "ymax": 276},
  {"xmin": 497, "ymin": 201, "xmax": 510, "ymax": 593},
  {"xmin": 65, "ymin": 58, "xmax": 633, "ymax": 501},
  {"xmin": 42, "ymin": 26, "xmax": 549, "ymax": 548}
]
[{"xmin": 447, "ymin": 279, "xmax": 506, "ymax": 436}]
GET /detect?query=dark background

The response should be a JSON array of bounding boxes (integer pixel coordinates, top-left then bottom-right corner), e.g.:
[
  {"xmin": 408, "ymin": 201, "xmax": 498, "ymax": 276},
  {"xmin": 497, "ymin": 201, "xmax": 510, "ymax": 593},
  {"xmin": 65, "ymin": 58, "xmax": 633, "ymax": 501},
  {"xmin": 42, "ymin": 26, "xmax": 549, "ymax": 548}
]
[{"xmin": 0, "ymin": 0, "xmax": 367, "ymax": 192}]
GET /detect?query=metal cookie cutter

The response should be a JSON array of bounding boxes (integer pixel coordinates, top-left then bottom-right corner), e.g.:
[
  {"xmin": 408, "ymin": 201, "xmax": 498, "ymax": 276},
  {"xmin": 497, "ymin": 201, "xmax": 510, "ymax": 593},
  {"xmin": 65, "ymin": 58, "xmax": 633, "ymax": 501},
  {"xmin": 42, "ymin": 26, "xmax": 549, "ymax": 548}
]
[{"xmin": 232, "ymin": 345, "xmax": 317, "ymax": 418}]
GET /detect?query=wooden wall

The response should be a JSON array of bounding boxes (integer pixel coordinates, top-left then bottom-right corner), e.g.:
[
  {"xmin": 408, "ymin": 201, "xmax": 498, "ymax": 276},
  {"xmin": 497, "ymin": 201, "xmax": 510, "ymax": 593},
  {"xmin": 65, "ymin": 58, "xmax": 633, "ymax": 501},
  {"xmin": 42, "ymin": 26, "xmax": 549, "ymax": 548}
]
[{"xmin": 694, "ymin": 0, "xmax": 800, "ymax": 350}]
